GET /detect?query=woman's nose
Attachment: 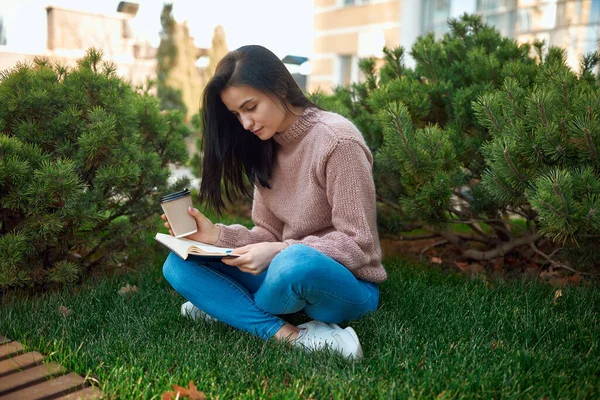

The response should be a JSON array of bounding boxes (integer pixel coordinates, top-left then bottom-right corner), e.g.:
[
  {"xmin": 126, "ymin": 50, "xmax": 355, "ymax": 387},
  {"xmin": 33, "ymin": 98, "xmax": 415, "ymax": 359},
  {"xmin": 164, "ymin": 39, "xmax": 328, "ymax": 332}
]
[{"xmin": 240, "ymin": 114, "xmax": 253, "ymax": 131}]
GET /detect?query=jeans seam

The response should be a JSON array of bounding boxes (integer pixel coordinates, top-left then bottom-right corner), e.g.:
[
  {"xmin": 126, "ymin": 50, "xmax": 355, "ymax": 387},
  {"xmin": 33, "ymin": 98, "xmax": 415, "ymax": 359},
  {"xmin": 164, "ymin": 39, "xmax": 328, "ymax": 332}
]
[
  {"xmin": 265, "ymin": 320, "xmax": 286, "ymax": 338},
  {"xmin": 303, "ymin": 288, "xmax": 372, "ymax": 306}
]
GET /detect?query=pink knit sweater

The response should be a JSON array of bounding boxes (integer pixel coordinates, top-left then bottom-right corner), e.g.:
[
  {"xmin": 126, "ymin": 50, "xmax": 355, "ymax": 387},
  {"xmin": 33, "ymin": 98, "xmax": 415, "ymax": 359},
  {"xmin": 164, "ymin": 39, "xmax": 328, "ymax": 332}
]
[{"xmin": 214, "ymin": 107, "xmax": 387, "ymax": 283}]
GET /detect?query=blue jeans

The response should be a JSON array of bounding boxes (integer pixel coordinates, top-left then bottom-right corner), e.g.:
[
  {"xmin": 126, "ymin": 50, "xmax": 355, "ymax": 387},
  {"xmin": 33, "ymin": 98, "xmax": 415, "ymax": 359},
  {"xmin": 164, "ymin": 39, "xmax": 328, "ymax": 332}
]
[{"xmin": 162, "ymin": 244, "xmax": 380, "ymax": 340}]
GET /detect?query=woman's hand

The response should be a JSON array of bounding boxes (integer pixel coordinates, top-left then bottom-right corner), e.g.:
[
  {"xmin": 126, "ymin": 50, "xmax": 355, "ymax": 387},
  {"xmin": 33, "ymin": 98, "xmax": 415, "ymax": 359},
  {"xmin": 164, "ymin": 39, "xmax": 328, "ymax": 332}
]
[
  {"xmin": 161, "ymin": 207, "xmax": 220, "ymax": 245},
  {"xmin": 222, "ymin": 242, "xmax": 288, "ymax": 275}
]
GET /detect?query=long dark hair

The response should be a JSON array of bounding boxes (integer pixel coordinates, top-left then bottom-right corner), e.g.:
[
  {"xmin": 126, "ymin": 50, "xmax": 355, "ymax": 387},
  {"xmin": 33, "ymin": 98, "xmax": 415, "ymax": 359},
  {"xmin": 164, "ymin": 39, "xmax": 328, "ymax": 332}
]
[{"xmin": 200, "ymin": 45, "xmax": 317, "ymax": 214}]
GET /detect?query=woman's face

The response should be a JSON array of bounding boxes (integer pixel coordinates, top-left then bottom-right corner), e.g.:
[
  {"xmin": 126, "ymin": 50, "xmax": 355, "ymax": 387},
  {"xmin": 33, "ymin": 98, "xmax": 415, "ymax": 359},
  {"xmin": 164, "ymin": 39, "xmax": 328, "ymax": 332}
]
[{"xmin": 220, "ymin": 85, "xmax": 297, "ymax": 140}]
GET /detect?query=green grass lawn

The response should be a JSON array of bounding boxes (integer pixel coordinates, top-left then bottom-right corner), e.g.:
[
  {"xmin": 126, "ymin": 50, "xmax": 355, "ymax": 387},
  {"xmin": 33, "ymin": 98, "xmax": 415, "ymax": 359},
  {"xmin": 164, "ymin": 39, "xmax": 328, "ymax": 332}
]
[{"xmin": 1, "ymin": 249, "xmax": 599, "ymax": 399}]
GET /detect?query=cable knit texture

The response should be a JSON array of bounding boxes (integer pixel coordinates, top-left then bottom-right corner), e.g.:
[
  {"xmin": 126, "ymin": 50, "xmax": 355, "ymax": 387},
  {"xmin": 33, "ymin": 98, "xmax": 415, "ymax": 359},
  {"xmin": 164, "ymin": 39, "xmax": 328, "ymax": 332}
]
[{"xmin": 215, "ymin": 107, "xmax": 387, "ymax": 283}]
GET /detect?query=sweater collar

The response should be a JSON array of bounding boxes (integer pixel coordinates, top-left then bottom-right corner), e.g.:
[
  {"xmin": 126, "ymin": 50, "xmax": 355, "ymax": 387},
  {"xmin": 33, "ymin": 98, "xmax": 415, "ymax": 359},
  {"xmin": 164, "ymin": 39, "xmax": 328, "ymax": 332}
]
[{"xmin": 273, "ymin": 107, "xmax": 319, "ymax": 146}]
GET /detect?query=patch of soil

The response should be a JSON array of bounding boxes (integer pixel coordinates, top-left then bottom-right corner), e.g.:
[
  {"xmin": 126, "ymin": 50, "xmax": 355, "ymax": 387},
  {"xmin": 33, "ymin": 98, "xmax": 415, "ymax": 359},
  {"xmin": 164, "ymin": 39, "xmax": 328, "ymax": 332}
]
[{"xmin": 380, "ymin": 237, "xmax": 597, "ymax": 286}]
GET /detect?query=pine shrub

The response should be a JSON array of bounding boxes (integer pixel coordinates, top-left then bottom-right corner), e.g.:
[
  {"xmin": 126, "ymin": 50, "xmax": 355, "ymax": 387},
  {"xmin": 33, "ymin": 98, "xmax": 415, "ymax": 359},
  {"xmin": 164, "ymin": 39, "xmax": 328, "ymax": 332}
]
[
  {"xmin": 313, "ymin": 14, "xmax": 600, "ymax": 271},
  {"xmin": 0, "ymin": 49, "xmax": 190, "ymax": 288}
]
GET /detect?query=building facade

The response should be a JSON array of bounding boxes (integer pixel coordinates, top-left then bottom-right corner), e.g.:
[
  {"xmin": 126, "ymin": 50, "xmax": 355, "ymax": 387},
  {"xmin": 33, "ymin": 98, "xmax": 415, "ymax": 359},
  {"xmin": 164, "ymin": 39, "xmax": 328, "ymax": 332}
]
[
  {"xmin": 309, "ymin": 0, "xmax": 600, "ymax": 93},
  {"xmin": 0, "ymin": 6, "xmax": 157, "ymax": 88},
  {"xmin": 309, "ymin": 0, "xmax": 403, "ymax": 93}
]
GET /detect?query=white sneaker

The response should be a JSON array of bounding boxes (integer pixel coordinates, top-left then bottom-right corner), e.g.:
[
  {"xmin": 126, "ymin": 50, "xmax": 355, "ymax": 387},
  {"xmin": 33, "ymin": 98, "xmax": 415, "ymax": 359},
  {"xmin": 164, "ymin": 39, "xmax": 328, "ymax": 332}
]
[
  {"xmin": 293, "ymin": 320, "xmax": 363, "ymax": 360},
  {"xmin": 181, "ymin": 301, "xmax": 217, "ymax": 323}
]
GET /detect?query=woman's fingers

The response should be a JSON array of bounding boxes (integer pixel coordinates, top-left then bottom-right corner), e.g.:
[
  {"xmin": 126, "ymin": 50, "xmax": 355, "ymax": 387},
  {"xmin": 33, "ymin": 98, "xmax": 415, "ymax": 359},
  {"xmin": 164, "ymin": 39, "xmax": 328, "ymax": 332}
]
[{"xmin": 164, "ymin": 222, "xmax": 171, "ymax": 229}]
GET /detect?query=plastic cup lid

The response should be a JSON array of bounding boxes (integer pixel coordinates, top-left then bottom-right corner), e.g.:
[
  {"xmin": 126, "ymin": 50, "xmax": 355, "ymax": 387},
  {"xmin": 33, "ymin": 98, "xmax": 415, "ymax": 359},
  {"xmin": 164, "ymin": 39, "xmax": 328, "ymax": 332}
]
[{"xmin": 159, "ymin": 188, "xmax": 191, "ymax": 203}]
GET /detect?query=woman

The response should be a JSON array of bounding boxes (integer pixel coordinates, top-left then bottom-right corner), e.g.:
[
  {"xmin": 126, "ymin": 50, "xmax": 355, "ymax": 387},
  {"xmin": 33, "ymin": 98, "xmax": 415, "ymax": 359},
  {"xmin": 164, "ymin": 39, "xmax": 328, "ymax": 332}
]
[{"xmin": 162, "ymin": 45, "xmax": 387, "ymax": 360}]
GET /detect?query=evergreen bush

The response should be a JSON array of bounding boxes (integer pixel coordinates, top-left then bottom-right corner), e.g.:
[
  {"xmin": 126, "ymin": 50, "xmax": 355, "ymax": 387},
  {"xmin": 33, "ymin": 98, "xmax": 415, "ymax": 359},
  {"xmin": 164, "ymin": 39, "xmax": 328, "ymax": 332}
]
[
  {"xmin": 0, "ymin": 49, "xmax": 190, "ymax": 288},
  {"xmin": 312, "ymin": 14, "xmax": 600, "ymax": 271}
]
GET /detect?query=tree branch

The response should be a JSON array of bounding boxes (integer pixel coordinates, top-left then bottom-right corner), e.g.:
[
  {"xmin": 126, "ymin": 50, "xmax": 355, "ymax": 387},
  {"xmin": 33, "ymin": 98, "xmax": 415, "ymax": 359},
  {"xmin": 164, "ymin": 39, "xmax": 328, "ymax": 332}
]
[
  {"xmin": 463, "ymin": 233, "xmax": 542, "ymax": 260},
  {"xmin": 420, "ymin": 240, "xmax": 449, "ymax": 260},
  {"xmin": 529, "ymin": 242, "xmax": 598, "ymax": 276},
  {"xmin": 376, "ymin": 195, "xmax": 404, "ymax": 213}
]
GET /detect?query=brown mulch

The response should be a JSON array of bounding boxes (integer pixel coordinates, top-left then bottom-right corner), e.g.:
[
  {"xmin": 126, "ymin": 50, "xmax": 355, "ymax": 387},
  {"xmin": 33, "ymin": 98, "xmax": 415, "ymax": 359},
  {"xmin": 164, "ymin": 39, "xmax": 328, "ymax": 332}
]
[{"xmin": 380, "ymin": 237, "xmax": 596, "ymax": 286}]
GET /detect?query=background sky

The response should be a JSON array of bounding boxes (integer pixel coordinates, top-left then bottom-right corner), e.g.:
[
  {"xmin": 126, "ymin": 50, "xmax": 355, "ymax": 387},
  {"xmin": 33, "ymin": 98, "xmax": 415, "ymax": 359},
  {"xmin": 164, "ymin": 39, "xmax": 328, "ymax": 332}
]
[{"xmin": 0, "ymin": 0, "xmax": 315, "ymax": 58}]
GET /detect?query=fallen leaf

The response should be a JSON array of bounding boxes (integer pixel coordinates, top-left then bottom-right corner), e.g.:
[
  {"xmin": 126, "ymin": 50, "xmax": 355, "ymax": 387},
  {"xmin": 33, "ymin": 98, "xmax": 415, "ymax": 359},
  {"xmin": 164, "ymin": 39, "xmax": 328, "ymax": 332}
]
[
  {"xmin": 57, "ymin": 305, "xmax": 73, "ymax": 317},
  {"xmin": 455, "ymin": 261, "xmax": 485, "ymax": 274},
  {"xmin": 491, "ymin": 258, "xmax": 504, "ymax": 273},
  {"xmin": 453, "ymin": 261, "xmax": 469, "ymax": 273},
  {"xmin": 118, "ymin": 284, "xmax": 139, "ymax": 298},
  {"xmin": 553, "ymin": 289, "xmax": 563, "ymax": 306},
  {"xmin": 548, "ymin": 277, "xmax": 569, "ymax": 286},
  {"xmin": 162, "ymin": 380, "xmax": 206, "ymax": 400},
  {"xmin": 186, "ymin": 381, "xmax": 205, "ymax": 400},
  {"xmin": 469, "ymin": 263, "xmax": 485, "ymax": 274},
  {"xmin": 539, "ymin": 267, "xmax": 560, "ymax": 280},
  {"xmin": 431, "ymin": 256, "xmax": 443, "ymax": 264},
  {"xmin": 568, "ymin": 274, "xmax": 583, "ymax": 285}
]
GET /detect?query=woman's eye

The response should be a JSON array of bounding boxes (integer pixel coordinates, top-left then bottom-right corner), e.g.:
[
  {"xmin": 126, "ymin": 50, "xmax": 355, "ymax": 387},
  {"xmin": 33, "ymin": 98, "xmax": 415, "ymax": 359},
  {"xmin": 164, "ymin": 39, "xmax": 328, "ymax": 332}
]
[{"xmin": 247, "ymin": 105, "xmax": 256, "ymax": 111}]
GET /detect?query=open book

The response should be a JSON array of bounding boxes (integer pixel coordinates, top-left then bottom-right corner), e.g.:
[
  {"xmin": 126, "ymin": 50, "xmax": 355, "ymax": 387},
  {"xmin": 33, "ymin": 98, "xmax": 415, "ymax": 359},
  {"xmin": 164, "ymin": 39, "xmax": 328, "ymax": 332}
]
[{"xmin": 154, "ymin": 233, "xmax": 239, "ymax": 260}]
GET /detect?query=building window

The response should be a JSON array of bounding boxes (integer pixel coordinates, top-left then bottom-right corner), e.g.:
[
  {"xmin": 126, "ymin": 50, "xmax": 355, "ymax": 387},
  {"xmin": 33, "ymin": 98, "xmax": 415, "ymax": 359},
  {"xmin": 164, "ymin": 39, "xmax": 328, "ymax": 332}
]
[
  {"xmin": 477, "ymin": 0, "xmax": 504, "ymax": 13},
  {"xmin": 476, "ymin": 0, "xmax": 517, "ymax": 37},
  {"xmin": 586, "ymin": 0, "xmax": 600, "ymax": 53},
  {"xmin": 590, "ymin": 0, "xmax": 600, "ymax": 22},
  {"xmin": 342, "ymin": 0, "xmax": 370, "ymax": 6},
  {"xmin": 517, "ymin": 9, "xmax": 531, "ymax": 33},
  {"xmin": 339, "ymin": 55, "xmax": 353, "ymax": 86},
  {"xmin": 0, "ymin": 15, "xmax": 6, "ymax": 46},
  {"xmin": 336, "ymin": 54, "xmax": 365, "ymax": 86},
  {"xmin": 484, "ymin": 11, "xmax": 516, "ymax": 37},
  {"xmin": 422, "ymin": 0, "xmax": 452, "ymax": 37}
]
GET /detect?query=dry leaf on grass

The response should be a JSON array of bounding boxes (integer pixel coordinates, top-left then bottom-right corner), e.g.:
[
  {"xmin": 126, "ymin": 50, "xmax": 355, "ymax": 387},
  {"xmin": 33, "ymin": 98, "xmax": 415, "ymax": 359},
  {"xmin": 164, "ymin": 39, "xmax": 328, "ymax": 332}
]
[
  {"xmin": 553, "ymin": 289, "xmax": 563, "ymax": 306},
  {"xmin": 118, "ymin": 284, "xmax": 139, "ymax": 298},
  {"xmin": 431, "ymin": 256, "xmax": 443, "ymax": 264},
  {"xmin": 548, "ymin": 277, "xmax": 569, "ymax": 286},
  {"xmin": 469, "ymin": 263, "xmax": 485, "ymax": 273},
  {"xmin": 57, "ymin": 305, "xmax": 73, "ymax": 317},
  {"xmin": 454, "ymin": 261, "xmax": 484, "ymax": 274},
  {"xmin": 454, "ymin": 261, "xmax": 469, "ymax": 273},
  {"xmin": 539, "ymin": 267, "xmax": 560, "ymax": 280},
  {"xmin": 491, "ymin": 258, "xmax": 504, "ymax": 273},
  {"xmin": 162, "ymin": 380, "xmax": 206, "ymax": 400},
  {"xmin": 548, "ymin": 273, "xmax": 583, "ymax": 287},
  {"xmin": 567, "ymin": 273, "xmax": 583, "ymax": 285}
]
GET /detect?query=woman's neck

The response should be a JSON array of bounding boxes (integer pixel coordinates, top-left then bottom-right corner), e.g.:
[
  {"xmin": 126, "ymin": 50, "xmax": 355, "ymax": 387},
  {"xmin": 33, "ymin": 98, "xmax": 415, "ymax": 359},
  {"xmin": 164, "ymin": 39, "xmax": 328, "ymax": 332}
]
[{"xmin": 277, "ymin": 105, "xmax": 306, "ymax": 133}]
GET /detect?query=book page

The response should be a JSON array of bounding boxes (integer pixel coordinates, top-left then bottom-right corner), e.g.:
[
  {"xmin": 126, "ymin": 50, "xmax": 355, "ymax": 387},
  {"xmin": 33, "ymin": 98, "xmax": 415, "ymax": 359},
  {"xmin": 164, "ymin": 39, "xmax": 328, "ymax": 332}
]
[{"xmin": 155, "ymin": 233, "xmax": 235, "ymax": 258}]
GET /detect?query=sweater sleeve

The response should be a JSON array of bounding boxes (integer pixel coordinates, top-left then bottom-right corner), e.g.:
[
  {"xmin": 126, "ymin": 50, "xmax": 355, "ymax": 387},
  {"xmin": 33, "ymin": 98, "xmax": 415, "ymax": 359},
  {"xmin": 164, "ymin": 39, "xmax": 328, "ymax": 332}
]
[
  {"xmin": 284, "ymin": 138, "xmax": 382, "ymax": 271},
  {"xmin": 214, "ymin": 187, "xmax": 284, "ymax": 248}
]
